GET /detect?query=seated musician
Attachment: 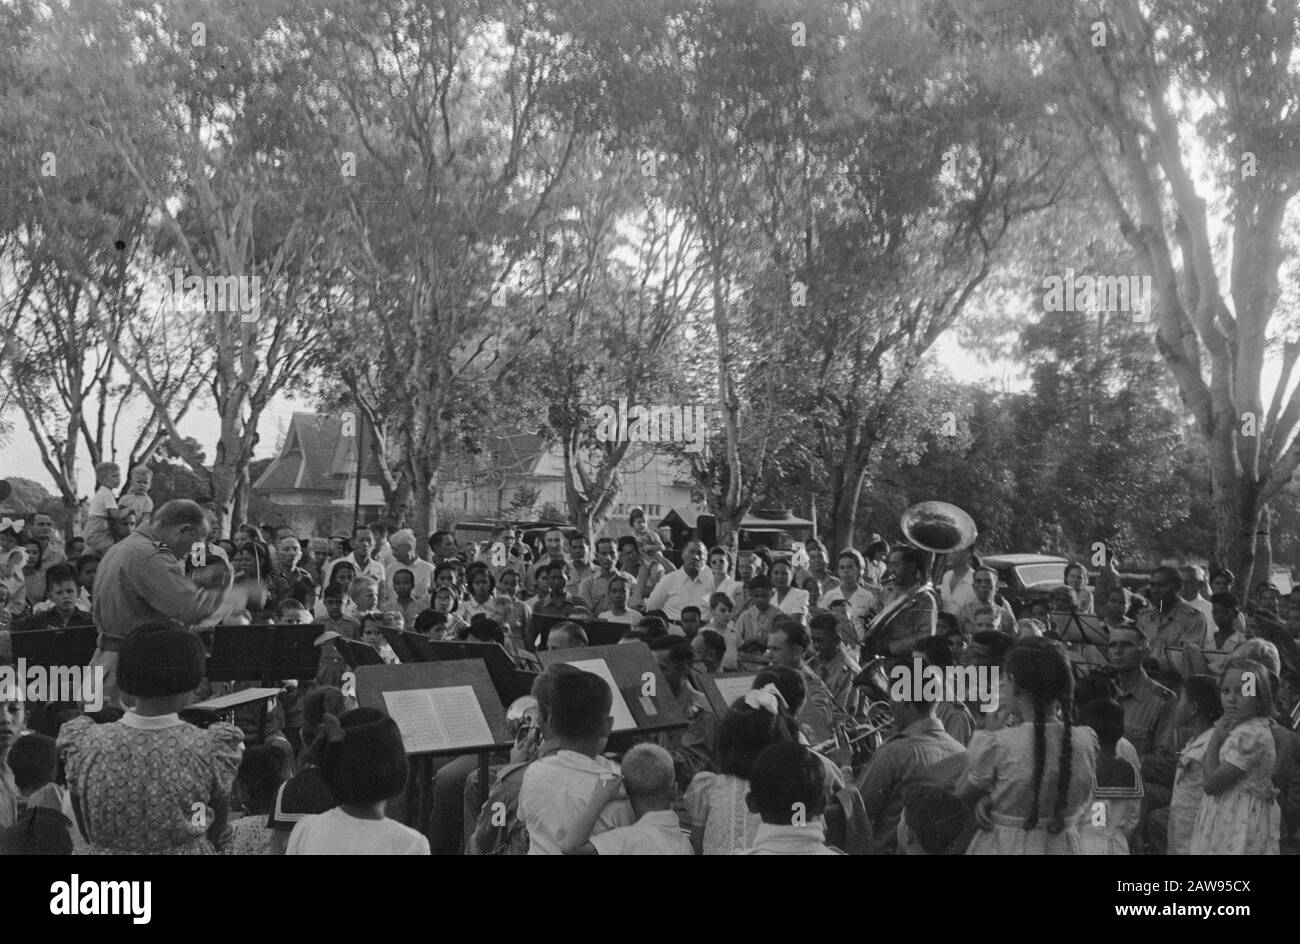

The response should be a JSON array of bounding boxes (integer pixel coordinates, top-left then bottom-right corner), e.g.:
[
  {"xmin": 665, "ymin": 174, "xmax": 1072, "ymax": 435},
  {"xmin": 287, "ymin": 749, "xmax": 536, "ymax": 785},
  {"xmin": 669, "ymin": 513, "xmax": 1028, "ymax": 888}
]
[
  {"xmin": 518, "ymin": 670, "xmax": 634, "ymax": 854},
  {"xmin": 763, "ymin": 616, "xmax": 842, "ymax": 743},
  {"xmin": 912, "ymin": 636, "xmax": 975, "ymax": 746},
  {"xmin": 547, "ymin": 621, "xmax": 587, "ymax": 651},
  {"xmin": 1108, "ymin": 627, "xmax": 1178, "ymax": 784},
  {"xmin": 690, "ymin": 628, "xmax": 726, "ymax": 676},
  {"xmin": 1137, "ymin": 566, "xmax": 1210, "ymax": 667},
  {"xmin": 855, "ymin": 668, "xmax": 965, "ymax": 852},
  {"xmin": 561, "ymin": 744, "xmax": 691, "ymax": 855},
  {"xmin": 648, "ymin": 636, "xmax": 716, "ymax": 786},
  {"xmin": 808, "ymin": 613, "xmax": 860, "ymax": 713}
]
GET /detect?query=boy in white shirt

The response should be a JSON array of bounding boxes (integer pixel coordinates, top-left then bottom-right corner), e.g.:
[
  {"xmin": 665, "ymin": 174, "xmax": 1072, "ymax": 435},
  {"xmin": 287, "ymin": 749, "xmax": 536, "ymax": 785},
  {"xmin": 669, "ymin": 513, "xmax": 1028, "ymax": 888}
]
[
  {"xmin": 83, "ymin": 462, "xmax": 125, "ymax": 555},
  {"xmin": 740, "ymin": 741, "xmax": 842, "ymax": 855},
  {"xmin": 519, "ymin": 670, "xmax": 634, "ymax": 853},
  {"xmin": 561, "ymin": 744, "xmax": 691, "ymax": 855},
  {"xmin": 117, "ymin": 466, "xmax": 155, "ymax": 530},
  {"xmin": 598, "ymin": 576, "xmax": 639, "ymax": 625}
]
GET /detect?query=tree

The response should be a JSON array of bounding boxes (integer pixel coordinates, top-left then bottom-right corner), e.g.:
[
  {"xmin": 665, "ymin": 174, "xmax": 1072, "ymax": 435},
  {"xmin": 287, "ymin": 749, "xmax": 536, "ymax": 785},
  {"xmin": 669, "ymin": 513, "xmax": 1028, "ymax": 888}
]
[
  {"xmin": 27, "ymin": 0, "xmax": 335, "ymax": 535},
  {"xmin": 305, "ymin": 0, "xmax": 598, "ymax": 552},
  {"xmin": 958, "ymin": 0, "xmax": 1300, "ymax": 587}
]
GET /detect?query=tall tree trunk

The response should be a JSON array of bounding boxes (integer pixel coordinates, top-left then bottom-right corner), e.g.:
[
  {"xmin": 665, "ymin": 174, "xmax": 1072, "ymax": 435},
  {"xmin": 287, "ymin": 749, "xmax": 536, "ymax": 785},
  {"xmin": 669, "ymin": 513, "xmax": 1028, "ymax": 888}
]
[{"xmin": 828, "ymin": 462, "xmax": 868, "ymax": 554}]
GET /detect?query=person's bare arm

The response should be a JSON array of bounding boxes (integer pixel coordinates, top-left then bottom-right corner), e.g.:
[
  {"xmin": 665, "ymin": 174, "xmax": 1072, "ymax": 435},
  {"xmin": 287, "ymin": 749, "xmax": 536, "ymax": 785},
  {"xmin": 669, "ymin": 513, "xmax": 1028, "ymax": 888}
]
[{"xmin": 559, "ymin": 776, "xmax": 624, "ymax": 854}]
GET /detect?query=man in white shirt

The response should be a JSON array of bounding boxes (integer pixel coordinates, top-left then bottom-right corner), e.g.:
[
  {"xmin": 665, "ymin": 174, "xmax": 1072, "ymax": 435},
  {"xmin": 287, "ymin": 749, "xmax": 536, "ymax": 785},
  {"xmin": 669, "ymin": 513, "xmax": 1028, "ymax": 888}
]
[
  {"xmin": 646, "ymin": 540, "xmax": 715, "ymax": 623},
  {"xmin": 1179, "ymin": 564, "xmax": 1215, "ymax": 629},
  {"xmin": 821, "ymin": 549, "xmax": 878, "ymax": 627},
  {"xmin": 384, "ymin": 529, "xmax": 436, "ymax": 602},
  {"xmin": 940, "ymin": 549, "xmax": 978, "ymax": 615},
  {"xmin": 956, "ymin": 569, "xmax": 1017, "ymax": 632},
  {"xmin": 520, "ymin": 670, "xmax": 634, "ymax": 854},
  {"xmin": 323, "ymin": 526, "xmax": 389, "ymax": 607}
]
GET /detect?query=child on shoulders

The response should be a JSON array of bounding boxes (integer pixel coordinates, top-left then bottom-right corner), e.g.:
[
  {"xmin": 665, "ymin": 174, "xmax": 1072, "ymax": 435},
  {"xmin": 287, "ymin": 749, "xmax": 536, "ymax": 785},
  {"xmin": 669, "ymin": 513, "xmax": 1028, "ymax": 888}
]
[{"xmin": 561, "ymin": 744, "xmax": 691, "ymax": 855}]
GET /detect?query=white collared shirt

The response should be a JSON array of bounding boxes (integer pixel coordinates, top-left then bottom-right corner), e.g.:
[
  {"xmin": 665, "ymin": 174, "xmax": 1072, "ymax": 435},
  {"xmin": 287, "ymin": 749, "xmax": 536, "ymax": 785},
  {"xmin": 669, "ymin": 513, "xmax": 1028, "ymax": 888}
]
[
  {"xmin": 774, "ymin": 586, "xmax": 810, "ymax": 621},
  {"xmin": 589, "ymin": 809, "xmax": 692, "ymax": 855},
  {"xmin": 120, "ymin": 711, "xmax": 186, "ymax": 730},
  {"xmin": 820, "ymin": 584, "xmax": 877, "ymax": 624},
  {"xmin": 646, "ymin": 568, "xmax": 717, "ymax": 621},
  {"xmin": 519, "ymin": 750, "xmax": 635, "ymax": 855},
  {"xmin": 940, "ymin": 569, "xmax": 978, "ymax": 614},
  {"xmin": 739, "ymin": 821, "xmax": 841, "ymax": 855}
]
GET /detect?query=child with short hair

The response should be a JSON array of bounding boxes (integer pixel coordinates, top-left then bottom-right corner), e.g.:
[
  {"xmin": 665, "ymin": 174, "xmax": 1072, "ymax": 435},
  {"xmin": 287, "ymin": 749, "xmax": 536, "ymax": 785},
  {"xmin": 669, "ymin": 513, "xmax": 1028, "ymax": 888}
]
[
  {"xmin": 118, "ymin": 466, "xmax": 154, "ymax": 530},
  {"xmin": 1077, "ymin": 698, "xmax": 1143, "ymax": 854},
  {"xmin": 678, "ymin": 605, "xmax": 702, "ymax": 638},
  {"xmin": 518, "ymin": 671, "xmax": 634, "ymax": 854},
  {"xmin": 359, "ymin": 612, "xmax": 399, "ymax": 664},
  {"xmin": 286, "ymin": 708, "xmax": 429, "ymax": 854},
  {"xmin": 703, "ymin": 592, "xmax": 740, "ymax": 670},
  {"xmin": 27, "ymin": 564, "xmax": 92, "ymax": 627},
  {"xmin": 83, "ymin": 461, "xmax": 126, "ymax": 555},
  {"xmin": 7, "ymin": 733, "xmax": 64, "ymax": 816},
  {"xmin": 598, "ymin": 576, "xmax": 638, "ymax": 626},
  {"xmin": 561, "ymin": 744, "xmax": 691, "ymax": 855},
  {"xmin": 740, "ymin": 740, "xmax": 841, "ymax": 855}
]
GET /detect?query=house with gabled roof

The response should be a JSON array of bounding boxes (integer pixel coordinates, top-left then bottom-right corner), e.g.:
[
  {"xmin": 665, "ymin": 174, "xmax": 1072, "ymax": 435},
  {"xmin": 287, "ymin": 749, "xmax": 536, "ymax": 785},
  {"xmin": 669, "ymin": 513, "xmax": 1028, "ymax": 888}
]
[{"xmin": 252, "ymin": 412, "xmax": 701, "ymax": 536}]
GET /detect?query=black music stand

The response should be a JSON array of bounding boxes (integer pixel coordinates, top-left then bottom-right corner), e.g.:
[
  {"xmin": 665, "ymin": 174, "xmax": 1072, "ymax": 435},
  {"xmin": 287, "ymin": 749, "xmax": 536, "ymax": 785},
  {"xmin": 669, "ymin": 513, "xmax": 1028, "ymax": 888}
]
[
  {"xmin": 9, "ymin": 624, "xmax": 99, "ymax": 669},
  {"xmin": 204, "ymin": 623, "xmax": 322, "ymax": 743},
  {"xmin": 533, "ymin": 616, "xmax": 629, "ymax": 650},
  {"xmin": 380, "ymin": 627, "xmax": 418, "ymax": 664},
  {"xmin": 206, "ymin": 623, "xmax": 322, "ymax": 683},
  {"xmin": 332, "ymin": 637, "xmax": 387, "ymax": 670},
  {"xmin": 698, "ymin": 672, "xmax": 760, "ymax": 716},
  {"xmin": 1050, "ymin": 611, "xmax": 1108, "ymax": 647},
  {"xmin": 538, "ymin": 643, "xmax": 688, "ymax": 735},
  {"xmin": 354, "ymin": 661, "xmax": 510, "ymax": 836}
]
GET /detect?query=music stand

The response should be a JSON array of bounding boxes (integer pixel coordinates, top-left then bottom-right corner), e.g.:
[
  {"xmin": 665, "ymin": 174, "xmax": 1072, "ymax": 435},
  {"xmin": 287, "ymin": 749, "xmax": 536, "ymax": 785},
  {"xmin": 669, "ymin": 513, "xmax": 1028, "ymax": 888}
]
[
  {"xmin": 699, "ymin": 672, "xmax": 759, "ymax": 716},
  {"xmin": 9, "ymin": 624, "xmax": 99, "ymax": 669},
  {"xmin": 206, "ymin": 623, "xmax": 322, "ymax": 683},
  {"xmin": 533, "ymin": 616, "xmax": 629, "ymax": 650},
  {"xmin": 332, "ymin": 637, "xmax": 387, "ymax": 670},
  {"xmin": 418, "ymin": 640, "xmax": 537, "ymax": 706},
  {"xmin": 205, "ymin": 623, "xmax": 322, "ymax": 743},
  {"xmin": 538, "ymin": 643, "xmax": 688, "ymax": 734},
  {"xmin": 1051, "ymin": 611, "xmax": 1108, "ymax": 648},
  {"xmin": 380, "ymin": 627, "xmax": 418, "ymax": 664},
  {"xmin": 1161, "ymin": 644, "xmax": 1209, "ymax": 678},
  {"xmin": 354, "ymin": 661, "xmax": 511, "ymax": 834}
]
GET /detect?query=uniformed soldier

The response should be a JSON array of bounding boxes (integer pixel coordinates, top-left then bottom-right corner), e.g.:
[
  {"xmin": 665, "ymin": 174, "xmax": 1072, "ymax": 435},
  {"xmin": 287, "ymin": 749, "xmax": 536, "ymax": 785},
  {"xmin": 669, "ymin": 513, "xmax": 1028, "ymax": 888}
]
[
  {"xmin": 1137, "ymin": 565, "xmax": 1211, "ymax": 667},
  {"xmin": 1107, "ymin": 625, "xmax": 1177, "ymax": 764},
  {"xmin": 809, "ymin": 613, "xmax": 862, "ymax": 712},
  {"xmin": 649, "ymin": 636, "xmax": 716, "ymax": 786}
]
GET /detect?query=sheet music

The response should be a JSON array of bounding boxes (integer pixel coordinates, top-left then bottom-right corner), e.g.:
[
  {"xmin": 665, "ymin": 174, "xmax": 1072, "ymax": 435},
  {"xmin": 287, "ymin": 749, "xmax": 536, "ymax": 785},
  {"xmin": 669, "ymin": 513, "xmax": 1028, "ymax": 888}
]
[
  {"xmin": 568, "ymin": 659, "xmax": 637, "ymax": 733},
  {"xmin": 712, "ymin": 674, "xmax": 758, "ymax": 709},
  {"xmin": 382, "ymin": 685, "xmax": 494, "ymax": 753}
]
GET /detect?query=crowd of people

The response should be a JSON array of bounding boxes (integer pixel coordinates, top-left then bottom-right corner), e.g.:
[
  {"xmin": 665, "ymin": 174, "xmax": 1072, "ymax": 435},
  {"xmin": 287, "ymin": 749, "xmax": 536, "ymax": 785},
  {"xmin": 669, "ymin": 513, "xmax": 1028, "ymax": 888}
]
[{"xmin": 1, "ymin": 470, "xmax": 1298, "ymax": 855}]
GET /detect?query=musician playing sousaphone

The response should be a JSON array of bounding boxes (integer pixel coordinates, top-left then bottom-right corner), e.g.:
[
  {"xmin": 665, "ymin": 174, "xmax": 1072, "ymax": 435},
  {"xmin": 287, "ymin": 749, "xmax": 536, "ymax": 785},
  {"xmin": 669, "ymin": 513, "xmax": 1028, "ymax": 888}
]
[{"xmin": 864, "ymin": 545, "xmax": 939, "ymax": 658}]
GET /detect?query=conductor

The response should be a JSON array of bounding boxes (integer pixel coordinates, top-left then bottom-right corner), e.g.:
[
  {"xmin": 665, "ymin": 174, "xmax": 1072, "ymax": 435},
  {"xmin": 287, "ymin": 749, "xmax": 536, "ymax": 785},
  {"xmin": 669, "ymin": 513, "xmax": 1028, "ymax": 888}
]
[{"xmin": 91, "ymin": 499, "xmax": 264, "ymax": 705}]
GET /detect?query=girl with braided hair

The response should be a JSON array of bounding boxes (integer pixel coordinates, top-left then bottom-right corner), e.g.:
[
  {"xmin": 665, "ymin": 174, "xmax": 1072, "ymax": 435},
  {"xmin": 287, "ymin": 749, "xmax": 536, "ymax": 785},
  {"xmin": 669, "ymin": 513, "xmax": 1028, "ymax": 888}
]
[{"xmin": 959, "ymin": 639, "xmax": 1099, "ymax": 854}]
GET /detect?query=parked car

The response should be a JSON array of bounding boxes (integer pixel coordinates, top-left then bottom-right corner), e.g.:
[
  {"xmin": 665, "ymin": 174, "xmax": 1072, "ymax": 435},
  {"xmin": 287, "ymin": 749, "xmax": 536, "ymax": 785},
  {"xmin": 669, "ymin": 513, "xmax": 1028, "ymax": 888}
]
[{"xmin": 979, "ymin": 553, "xmax": 1071, "ymax": 616}]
